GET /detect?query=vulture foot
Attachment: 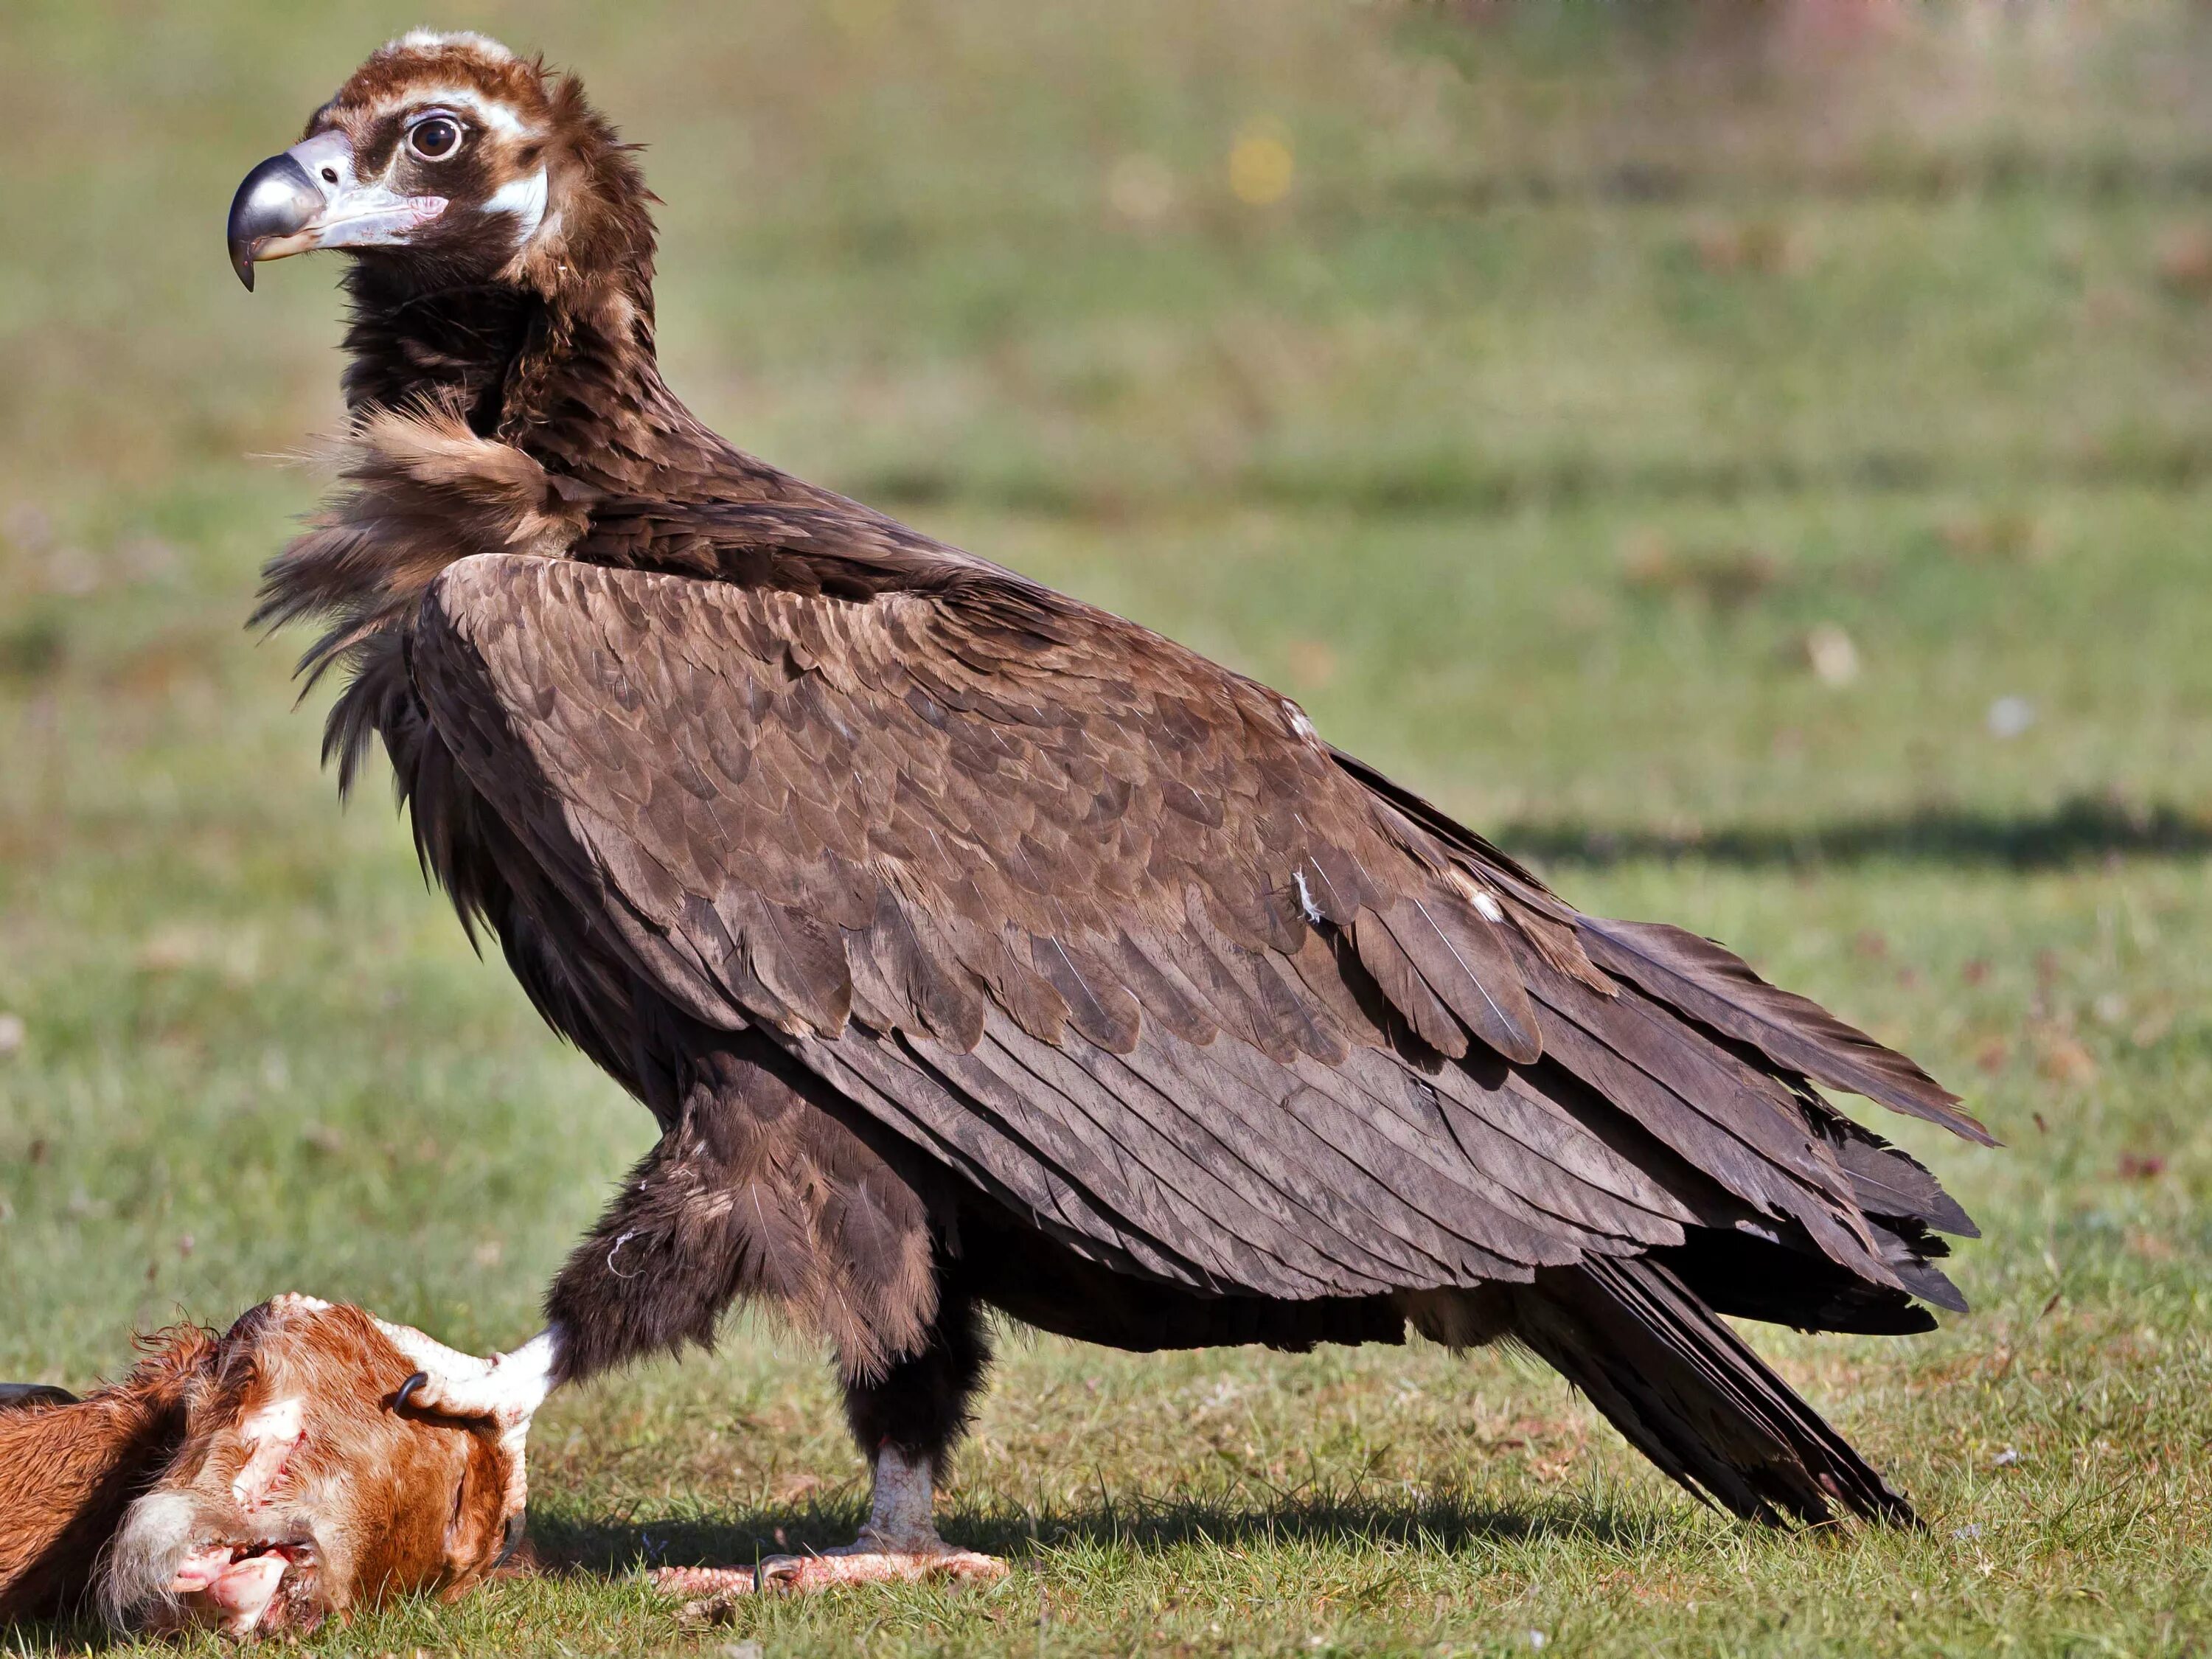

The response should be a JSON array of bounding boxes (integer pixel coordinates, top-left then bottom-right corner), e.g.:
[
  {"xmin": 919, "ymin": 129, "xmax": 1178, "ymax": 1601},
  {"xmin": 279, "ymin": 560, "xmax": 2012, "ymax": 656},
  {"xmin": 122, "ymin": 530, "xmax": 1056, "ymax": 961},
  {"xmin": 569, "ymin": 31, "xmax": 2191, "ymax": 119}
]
[
  {"xmin": 762, "ymin": 1543, "xmax": 1007, "ymax": 1592},
  {"xmin": 654, "ymin": 1443, "xmax": 1004, "ymax": 1612},
  {"xmin": 656, "ymin": 1543, "xmax": 1004, "ymax": 1610}
]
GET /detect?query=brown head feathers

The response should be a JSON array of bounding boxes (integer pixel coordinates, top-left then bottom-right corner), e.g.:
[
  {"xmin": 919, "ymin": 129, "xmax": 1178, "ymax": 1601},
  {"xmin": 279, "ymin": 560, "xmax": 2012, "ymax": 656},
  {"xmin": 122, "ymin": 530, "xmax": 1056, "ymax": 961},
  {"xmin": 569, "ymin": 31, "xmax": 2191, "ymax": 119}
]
[{"xmin": 305, "ymin": 32, "xmax": 656, "ymax": 390}]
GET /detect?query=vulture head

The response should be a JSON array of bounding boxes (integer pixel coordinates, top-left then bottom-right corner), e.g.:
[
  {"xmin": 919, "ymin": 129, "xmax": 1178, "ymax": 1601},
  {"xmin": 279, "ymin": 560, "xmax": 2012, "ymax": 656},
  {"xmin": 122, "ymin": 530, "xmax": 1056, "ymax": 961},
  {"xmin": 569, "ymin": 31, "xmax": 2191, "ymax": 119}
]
[{"xmin": 226, "ymin": 32, "xmax": 648, "ymax": 304}]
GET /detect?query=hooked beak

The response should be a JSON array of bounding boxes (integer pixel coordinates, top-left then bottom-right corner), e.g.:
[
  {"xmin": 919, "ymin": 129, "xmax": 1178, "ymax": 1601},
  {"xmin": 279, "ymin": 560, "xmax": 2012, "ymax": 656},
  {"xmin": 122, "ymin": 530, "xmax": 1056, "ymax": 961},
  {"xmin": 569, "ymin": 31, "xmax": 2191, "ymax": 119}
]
[{"xmin": 226, "ymin": 129, "xmax": 446, "ymax": 291}]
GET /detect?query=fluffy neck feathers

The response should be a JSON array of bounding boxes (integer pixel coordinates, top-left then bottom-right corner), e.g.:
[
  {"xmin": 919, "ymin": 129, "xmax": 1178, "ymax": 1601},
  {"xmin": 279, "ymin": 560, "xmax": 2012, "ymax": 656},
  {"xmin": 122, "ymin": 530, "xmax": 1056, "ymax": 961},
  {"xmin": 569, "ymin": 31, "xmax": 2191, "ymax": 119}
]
[{"xmin": 331, "ymin": 78, "xmax": 760, "ymax": 500}]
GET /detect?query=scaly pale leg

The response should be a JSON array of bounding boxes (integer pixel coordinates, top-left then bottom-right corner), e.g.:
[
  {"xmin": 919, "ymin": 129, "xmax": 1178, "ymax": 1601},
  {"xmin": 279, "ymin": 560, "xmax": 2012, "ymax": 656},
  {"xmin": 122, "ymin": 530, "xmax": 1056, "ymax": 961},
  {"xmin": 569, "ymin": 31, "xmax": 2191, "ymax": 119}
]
[{"xmin": 653, "ymin": 1444, "xmax": 1006, "ymax": 1604}]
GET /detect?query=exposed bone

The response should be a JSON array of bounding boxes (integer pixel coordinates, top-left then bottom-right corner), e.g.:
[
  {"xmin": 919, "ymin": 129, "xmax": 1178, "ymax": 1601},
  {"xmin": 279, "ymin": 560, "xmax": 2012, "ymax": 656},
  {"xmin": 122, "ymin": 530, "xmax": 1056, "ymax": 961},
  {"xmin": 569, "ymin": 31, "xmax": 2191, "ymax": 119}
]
[{"xmin": 230, "ymin": 1397, "xmax": 304, "ymax": 1511}]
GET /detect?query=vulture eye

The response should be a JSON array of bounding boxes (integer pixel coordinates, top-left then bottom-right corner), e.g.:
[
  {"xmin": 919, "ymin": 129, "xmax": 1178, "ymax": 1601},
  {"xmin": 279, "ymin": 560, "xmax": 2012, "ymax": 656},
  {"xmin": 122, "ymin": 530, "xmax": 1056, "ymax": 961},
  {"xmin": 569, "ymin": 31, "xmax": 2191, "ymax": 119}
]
[{"xmin": 408, "ymin": 116, "xmax": 464, "ymax": 161}]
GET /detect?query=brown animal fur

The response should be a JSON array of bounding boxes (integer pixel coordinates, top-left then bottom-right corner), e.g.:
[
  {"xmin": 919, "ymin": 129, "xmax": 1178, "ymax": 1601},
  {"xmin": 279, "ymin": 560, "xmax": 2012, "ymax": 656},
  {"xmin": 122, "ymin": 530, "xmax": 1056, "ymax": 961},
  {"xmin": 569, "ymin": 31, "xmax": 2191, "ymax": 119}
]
[
  {"xmin": 0, "ymin": 1298, "xmax": 516, "ymax": 1637},
  {"xmin": 0, "ymin": 1327, "xmax": 212, "ymax": 1623}
]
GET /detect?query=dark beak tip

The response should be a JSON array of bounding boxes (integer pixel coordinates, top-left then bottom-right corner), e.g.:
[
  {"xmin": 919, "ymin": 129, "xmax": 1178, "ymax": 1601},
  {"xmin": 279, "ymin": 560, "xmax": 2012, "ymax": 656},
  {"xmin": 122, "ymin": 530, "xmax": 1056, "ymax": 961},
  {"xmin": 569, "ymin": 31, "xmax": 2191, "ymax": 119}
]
[{"xmin": 227, "ymin": 151, "xmax": 321, "ymax": 293}]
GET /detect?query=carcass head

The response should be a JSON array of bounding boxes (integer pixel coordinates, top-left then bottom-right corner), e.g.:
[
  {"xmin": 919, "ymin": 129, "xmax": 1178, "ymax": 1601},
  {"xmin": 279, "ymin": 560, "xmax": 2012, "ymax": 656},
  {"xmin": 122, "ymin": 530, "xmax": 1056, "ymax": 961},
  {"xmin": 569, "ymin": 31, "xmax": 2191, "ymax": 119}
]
[{"xmin": 100, "ymin": 1295, "xmax": 520, "ymax": 1638}]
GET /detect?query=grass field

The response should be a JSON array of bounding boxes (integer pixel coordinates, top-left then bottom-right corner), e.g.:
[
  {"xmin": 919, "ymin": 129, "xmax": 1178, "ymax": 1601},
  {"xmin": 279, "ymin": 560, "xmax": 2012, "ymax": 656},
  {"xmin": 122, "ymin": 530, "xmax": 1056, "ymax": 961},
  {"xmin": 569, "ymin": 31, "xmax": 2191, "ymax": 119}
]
[{"xmin": 4, "ymin": 3, "xmax": 2211, "ymax": 1653}]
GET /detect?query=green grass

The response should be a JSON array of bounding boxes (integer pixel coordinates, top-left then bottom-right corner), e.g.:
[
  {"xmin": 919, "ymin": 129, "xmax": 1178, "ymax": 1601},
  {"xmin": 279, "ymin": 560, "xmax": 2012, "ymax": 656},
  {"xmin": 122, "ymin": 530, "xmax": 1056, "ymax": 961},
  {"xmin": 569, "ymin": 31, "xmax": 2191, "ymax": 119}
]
[{"xmin": 4, "ymin": 3, "xmax": 2211, "ymax": 1653}]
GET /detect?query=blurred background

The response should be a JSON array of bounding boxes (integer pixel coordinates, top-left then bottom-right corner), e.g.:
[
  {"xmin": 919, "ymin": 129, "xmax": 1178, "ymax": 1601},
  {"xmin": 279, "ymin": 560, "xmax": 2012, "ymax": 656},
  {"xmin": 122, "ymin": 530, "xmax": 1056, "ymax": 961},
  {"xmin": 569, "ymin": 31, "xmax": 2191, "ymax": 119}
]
[{"xmin": 2, "ymin": 3, "xmax": 2208, "ymax": 1650}]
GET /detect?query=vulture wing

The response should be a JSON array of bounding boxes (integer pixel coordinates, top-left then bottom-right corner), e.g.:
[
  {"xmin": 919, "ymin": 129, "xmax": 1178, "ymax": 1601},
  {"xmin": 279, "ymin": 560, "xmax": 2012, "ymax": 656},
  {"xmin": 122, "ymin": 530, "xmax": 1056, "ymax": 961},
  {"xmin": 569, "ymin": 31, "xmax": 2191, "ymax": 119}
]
[{"xmin": 408, "ymin": 535, "xmax": 1973, "ymax": 1304}]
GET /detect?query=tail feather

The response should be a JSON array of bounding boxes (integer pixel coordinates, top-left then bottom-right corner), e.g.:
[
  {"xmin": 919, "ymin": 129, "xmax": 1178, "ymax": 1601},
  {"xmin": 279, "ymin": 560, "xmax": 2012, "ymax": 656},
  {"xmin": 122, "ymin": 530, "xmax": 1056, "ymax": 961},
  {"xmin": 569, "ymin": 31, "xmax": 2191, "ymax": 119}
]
[{"xmin": 1507, "ymin": 1255, "xmax": 1915, "ymax": 1527}]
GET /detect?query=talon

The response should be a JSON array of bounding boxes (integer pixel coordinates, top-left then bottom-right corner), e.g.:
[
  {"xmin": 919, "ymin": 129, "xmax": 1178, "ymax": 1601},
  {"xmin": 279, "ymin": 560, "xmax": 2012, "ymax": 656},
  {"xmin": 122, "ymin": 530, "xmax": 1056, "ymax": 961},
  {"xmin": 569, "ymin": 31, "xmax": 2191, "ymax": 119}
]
[{"xmin": 758, "ymin": 1554, "xmax": 804, "ymax": 1590}]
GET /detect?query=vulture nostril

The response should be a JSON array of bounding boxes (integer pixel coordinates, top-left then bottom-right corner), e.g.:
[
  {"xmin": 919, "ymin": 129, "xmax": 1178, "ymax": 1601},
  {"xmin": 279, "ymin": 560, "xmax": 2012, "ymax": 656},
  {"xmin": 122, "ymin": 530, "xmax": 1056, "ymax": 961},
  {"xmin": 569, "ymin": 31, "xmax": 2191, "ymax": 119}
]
[{"xmin": 321, "ymin": 167, "xmax": 338, "ymax": 184}]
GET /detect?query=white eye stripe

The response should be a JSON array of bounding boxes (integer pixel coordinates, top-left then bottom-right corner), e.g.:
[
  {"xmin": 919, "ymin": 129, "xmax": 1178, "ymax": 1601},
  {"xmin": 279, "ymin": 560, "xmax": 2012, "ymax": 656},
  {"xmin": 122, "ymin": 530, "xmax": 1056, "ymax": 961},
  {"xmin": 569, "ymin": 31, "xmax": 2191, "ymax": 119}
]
[
  {"xmin": 484, "ymin": 168, "xmax": 549, "ymax": 245},
  {"xmin": 384, "ymin": 86, "xmax": 536, "ymax": 141}
]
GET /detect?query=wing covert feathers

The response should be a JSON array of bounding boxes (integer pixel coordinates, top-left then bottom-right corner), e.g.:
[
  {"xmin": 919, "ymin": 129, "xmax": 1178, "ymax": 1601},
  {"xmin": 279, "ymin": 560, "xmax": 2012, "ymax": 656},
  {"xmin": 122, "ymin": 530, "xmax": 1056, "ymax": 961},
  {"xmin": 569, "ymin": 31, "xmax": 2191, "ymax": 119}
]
[
  {"xmin": 415, "ymin": 554, "xmax": 1548, "ymax": 1077},
  {"xmin": 401, "ymin": 527, "xmax": 1975, "ymax": 1310}
]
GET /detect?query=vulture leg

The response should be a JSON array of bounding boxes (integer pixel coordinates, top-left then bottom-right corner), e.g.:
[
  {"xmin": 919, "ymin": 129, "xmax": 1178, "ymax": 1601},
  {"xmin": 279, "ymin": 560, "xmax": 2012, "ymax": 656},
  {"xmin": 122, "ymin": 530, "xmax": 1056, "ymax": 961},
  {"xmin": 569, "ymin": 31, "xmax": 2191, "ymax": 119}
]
[
  {"xmin": 544, "ymin": 1028, "xmax": 939, "ymax": 1386},
  {"xmin": 658, "ymin": 1442, "xmax": 1008, "ymax": 1598},
  {"xmin": 534, "ymin": 1027, "xmax": 991, "ymax": 1597},
  {"xmin": 654, "ymin": 1279, "xmax": 1007, "ymax": 1602}
]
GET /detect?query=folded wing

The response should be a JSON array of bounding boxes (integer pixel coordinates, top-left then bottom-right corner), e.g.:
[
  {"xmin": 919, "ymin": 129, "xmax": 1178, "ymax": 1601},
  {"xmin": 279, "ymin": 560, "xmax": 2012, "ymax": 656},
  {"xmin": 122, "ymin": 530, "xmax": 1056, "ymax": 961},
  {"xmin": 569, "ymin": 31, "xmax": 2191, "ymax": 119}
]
[{"xmin": 408, "ymin": 540, "xmax": 1977, "ymax": 1310}]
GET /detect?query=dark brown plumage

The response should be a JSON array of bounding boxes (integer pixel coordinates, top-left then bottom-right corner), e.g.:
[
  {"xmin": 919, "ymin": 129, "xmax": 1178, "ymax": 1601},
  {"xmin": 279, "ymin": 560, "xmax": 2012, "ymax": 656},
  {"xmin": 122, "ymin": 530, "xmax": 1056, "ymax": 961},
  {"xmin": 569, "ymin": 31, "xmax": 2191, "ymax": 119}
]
[{"xmin": 234, "ymin": 33, "xmax": 1987, "ymax": 1572}]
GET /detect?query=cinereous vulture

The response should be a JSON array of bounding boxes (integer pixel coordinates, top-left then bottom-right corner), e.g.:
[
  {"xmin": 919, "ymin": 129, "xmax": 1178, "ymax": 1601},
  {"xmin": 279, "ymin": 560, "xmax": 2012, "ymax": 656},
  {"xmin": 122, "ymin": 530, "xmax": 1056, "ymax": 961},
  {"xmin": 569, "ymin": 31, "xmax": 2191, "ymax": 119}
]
[{"xmin": 227, "ymin": 32, "xmax": 1988, "ymax": 1592}]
